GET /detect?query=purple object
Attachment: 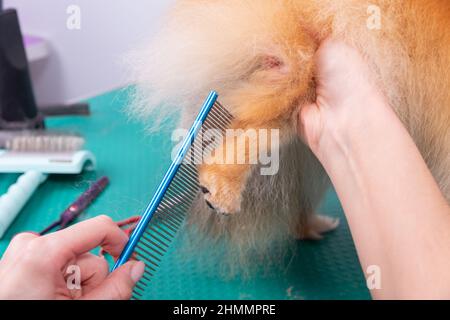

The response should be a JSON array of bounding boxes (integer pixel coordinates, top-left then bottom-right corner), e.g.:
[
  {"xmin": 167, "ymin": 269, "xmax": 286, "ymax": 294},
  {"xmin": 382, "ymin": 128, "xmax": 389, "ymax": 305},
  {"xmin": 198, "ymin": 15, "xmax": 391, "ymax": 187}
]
[
  {"xmin": 39, "ymin": 176, "xmax": 110, "ymax": 235},
  {"xmin": 24, "ymin": 35, "xmax": 42, "ymax": 46},
  {"xmin": 24, "ymin": 34, "xmax": 49, "ymax": 62}
]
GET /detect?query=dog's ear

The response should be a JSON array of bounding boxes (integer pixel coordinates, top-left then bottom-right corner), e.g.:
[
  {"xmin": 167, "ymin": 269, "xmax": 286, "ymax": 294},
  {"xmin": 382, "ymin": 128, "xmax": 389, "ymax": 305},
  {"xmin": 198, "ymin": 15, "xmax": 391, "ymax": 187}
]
[
  {"xmin": 260, "ymin": 55, "xmax": 285, "ymax": 70},
  {"xmin": 251, "ymin": 53, "xmax": 290, "ymax": 83}
]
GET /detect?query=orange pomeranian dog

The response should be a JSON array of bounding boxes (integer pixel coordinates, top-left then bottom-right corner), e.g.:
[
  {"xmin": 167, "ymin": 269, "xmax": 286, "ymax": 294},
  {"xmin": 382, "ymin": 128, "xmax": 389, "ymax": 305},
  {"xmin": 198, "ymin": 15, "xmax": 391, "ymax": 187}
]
[{"xmin": 129, "ymin": 0, "xmax": 450, "ymax": 264}]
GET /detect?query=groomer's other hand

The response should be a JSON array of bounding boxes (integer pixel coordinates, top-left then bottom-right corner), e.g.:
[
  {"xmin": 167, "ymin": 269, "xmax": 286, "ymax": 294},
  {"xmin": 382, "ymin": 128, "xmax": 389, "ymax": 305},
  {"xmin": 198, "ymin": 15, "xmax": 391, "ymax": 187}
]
[
  {"xmin": 297, "ymin": 38, "xmax": 450, "ymax": 299},
  {"xmin": 0, "ymin": 215, "xmax": 145, "ymax": 300},
  {"xmin": 298, "ymin": 39, "xmax": 390, "ymax": 160}
]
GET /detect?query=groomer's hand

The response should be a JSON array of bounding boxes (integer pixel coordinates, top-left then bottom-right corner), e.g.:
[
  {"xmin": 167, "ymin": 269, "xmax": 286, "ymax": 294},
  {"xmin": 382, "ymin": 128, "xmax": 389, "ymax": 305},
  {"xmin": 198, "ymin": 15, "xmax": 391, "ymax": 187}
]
[
  {"xmin": 297, "ymin": 39, "xmax": 450, "ymax": 299},
  {"xmin": 0, "ymin": 215, "xmax": 145, "ymax": 300},
  {"xmin": 298, "ymin": 38, "xmax": 390, "ymax": 159}
]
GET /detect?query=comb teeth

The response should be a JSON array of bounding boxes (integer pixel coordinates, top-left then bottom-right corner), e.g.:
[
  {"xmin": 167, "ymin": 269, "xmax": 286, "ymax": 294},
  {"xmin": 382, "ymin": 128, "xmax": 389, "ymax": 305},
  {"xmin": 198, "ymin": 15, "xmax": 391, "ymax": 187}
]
[
  {"xmin": 187, "ymin": 101, "xmax": 234, "ymax": 165},
  {"xmin": 6, "ymin": 135, "xmax": 85, "ymax": 152},
  {"xmin": 132, "ymin": 164, "xmax": 200, "ymax": 297},
  {"xmin": 128, "ymin": 96, "xmax": 233, "ymax": 299}
]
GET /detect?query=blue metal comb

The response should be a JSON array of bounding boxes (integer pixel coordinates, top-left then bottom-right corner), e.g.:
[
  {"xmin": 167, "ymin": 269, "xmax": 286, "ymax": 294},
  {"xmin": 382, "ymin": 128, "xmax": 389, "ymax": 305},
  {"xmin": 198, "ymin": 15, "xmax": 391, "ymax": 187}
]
[{"xmin": 112, "ymin": 91, "xmax": 233, "ymax": 299}]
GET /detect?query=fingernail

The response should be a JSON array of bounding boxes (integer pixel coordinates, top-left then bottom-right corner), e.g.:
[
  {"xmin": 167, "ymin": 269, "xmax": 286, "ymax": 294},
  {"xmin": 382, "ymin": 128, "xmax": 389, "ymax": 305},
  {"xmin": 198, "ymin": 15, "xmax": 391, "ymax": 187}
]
[{"xmin": 130, "ymin": 261, "xmax": 145, "ymax": 283}]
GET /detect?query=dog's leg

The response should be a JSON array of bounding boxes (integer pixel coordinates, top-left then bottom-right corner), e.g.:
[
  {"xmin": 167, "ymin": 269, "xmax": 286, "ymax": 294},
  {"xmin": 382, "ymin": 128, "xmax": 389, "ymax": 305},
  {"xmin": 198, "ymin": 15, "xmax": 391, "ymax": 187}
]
[
  {"xmin": 297, "ymin": 214, "xmax": 340, "ymax": 240},
  {"xmin": 289, "ymin": 147, "xmax": 338, "ymax": 241}
]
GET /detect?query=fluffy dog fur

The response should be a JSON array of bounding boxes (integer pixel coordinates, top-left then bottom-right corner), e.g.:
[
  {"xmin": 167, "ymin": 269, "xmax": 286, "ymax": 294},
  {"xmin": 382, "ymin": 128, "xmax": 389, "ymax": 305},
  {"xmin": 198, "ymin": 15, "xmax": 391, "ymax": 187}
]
[{"xmin": 128, "ymin": 0, "xmax": 450, "ymax": 267}]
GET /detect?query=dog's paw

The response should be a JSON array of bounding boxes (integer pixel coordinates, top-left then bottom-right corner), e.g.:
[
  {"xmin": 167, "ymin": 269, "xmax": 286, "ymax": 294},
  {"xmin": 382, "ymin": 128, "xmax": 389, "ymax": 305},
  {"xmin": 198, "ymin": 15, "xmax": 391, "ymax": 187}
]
[
  {"xmin": 198, "ymin": 164, "xmax": 247, "ymax": 215},
  {"xmin": 297, "ymin": 214, "xmax": 339, "ymax": 240}
]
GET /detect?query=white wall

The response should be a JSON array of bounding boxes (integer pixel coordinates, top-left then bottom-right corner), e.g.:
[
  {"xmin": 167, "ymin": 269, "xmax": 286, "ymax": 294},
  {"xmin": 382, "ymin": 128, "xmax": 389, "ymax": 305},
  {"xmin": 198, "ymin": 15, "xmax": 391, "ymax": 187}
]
[{"xmin": 4, "ymin": 0, "xmax": 174, "ymax": 105}]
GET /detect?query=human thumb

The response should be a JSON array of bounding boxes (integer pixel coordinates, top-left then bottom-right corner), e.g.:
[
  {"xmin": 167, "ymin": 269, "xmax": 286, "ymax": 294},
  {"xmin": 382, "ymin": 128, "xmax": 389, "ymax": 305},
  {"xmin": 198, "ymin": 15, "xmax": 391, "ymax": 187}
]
[
  {"xmin": 82, "ymin": 261, "xmax": 145, "ymax": 300},
  {"xmin": 298, "ymin": 102, "xmax": 322, "ymax": 151}
]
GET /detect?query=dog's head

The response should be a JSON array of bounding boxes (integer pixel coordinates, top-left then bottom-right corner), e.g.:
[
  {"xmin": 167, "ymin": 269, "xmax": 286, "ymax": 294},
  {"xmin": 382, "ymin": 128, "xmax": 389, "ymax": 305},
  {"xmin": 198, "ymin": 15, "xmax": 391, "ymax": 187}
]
[{"xmin": 128, "ymin": 0, "xmax": 320, "ymax": 127}]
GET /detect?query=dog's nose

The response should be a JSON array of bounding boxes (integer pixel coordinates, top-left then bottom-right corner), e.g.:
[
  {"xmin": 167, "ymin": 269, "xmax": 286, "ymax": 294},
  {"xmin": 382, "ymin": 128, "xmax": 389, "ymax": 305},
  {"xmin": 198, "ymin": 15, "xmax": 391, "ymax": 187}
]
[
  {"xmin": 205, "ymin": 200, "xmax": 215, "ymax": 210},
  {"xmin": 203, "ymin": 196, "xmax": 230, "ymax": 216},
  {"xmin": 200, "ymin": 186, "xmax": 230, "ymax": 216}
]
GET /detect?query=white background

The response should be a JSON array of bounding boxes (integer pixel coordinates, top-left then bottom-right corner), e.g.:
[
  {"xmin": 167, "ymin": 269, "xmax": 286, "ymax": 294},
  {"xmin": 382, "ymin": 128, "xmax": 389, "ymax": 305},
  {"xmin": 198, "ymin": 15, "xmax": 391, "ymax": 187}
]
[{"xmin": 5, "ymin": 0, "xmax": 173, "ymax": 105}]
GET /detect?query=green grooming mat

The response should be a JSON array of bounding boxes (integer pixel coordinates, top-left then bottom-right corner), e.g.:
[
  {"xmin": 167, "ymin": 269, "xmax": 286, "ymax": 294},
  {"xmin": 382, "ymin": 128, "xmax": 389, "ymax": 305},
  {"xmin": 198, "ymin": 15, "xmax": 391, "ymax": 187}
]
[{"xmin": 0, "ymin": 88, "xmax": 371, "ymax": 300}]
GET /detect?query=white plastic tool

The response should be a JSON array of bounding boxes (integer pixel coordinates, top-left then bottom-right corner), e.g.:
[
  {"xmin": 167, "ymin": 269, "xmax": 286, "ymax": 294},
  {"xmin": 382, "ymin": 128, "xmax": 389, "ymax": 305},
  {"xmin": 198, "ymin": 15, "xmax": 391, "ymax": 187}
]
[
  {"xmin": 0, "ymin": 150, "xmax": 96, "ymax": 174},
  {"xmin": 0, "ymin": 150, "xmax": 96, "ymax": 238},
  {"xmin": 0, "ymin": 171, "xmax": 47, "ymax": 237}
]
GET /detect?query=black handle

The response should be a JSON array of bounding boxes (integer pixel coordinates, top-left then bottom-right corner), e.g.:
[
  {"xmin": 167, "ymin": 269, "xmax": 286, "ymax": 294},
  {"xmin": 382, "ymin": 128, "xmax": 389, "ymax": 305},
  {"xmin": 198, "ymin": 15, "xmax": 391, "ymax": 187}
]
[
  {"xmin": 39, "ymin": 102, "xmax": 91, "ymax": 117},
  {"xmin": 0, "ymin": 9, "xmax": 44, "ymax": 130}
]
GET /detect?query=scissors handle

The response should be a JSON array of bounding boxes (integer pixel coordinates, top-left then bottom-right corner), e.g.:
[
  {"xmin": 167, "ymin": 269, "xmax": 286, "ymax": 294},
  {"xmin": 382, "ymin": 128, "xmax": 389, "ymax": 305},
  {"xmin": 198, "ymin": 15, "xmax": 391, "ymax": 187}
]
[
  {"xmin": 39, "ymin": 220, "xmax": 61, "ymax": 235},
  {"xmin": 39, "ymin": 176, "xmax": 110, "ymax": 235}
]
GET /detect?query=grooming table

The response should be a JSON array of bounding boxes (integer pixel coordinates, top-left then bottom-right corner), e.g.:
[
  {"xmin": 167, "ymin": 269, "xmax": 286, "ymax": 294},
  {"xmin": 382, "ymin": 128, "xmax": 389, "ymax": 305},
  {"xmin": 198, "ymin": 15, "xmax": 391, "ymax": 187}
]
[{"xmin": 0, "ymin": 88, "xmax": 371, "ymax": 300}]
